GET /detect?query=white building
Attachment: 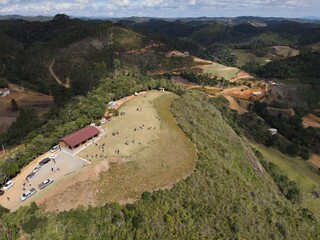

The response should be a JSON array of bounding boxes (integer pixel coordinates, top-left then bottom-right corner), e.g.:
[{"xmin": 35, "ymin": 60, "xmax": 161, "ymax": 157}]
[
  {"xmin": 0, "ymin": 88, "xmax": 10, "ymax": 97},
  {"xmin": 268, "ymin": 128, "xmax": 278, "ymax": 135}
]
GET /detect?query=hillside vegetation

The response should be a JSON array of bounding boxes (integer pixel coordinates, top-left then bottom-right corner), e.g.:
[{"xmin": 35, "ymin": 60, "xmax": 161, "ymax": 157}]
[
  {"xmin": 0, "ymin": 91, "xmax": 319, "ymax": 239},
  {"xmin": 0, "ymin": 15, "xmax": 150, "ymax": 96}
]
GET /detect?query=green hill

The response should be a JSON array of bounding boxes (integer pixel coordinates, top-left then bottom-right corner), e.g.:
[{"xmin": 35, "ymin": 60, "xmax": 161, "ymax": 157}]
[
  {"xmin": 0, "ymin": 90, "xmax": 319, "ymax": 239},
  {"xmin": 0, "ymin": 15, "xmax": 150, "ymax": 96}
]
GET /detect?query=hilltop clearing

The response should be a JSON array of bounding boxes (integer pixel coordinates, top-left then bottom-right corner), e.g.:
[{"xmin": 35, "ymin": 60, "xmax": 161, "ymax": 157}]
[{"xmin": 33, "ymin": 91, "xmax": 196, "ymax": 212}]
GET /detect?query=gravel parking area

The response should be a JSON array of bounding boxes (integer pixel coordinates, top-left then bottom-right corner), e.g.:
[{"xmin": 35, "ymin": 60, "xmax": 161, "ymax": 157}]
[{"xmin": 0, "ymin": 150, "xmax": 89, "ymax": 211}]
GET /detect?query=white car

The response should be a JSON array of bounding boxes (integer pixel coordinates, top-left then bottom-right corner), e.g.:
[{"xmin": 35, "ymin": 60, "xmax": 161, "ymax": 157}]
[
  {"xmin": 49, "ymin": 154, "xmax": 57, "ymax": 159},
  {"xmin": 20, "ymin": 188, "xmax": 37, "ymax": 201},
  {"xmin": 32, "ymin": 165, "xmax": 41, "ymax": 173},
  {"xmin": 38, "ymin": 178, "xmax": 54, "ymax": 189},
  {"xmin": 2, "ymin": 180, "xmax": 14, "ymax": 190},
  {"xmin": 50, "ymin": 145, "xmax": 60, "ymax": 153}
]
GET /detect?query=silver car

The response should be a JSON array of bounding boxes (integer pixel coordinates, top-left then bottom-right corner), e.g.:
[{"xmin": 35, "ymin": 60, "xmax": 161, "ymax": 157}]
[
  {"xmin": 38, "ymin": 178, "xmax": 54, "ymax": 190},
  {"xmin": 20, "ymin": 188, "xmax": 37, "ymax": 201}
]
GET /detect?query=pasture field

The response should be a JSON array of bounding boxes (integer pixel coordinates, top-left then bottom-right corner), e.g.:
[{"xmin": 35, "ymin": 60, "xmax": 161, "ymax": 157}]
[
  {"xmin": 233, "ymin": 49, "xmax": 270, "ymax": 67},
  {"xmin": 250, "ymin": 142, "xmax": 320, "ymax": 217},
  {"xmin": 271, "ymin": 46, "xmax": 299, "ymax": 57},
  {"xmin": 202, "ymin": 63, "xmax": 240, "ymax": 79},
  {"xmin": 39, "ymin": 91, "xmax": 196, "ymax": 211}
]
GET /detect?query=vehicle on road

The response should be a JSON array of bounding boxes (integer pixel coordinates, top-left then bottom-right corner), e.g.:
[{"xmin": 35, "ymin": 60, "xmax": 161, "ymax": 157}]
[
  {"xmin": 20, "ymin": 188, "xmax": 37, "ymax": 201},
  {"xmin": 50, "ymin": 145, "xmax": 60, "ymax": 153},
  {"xmin": 39, "ymin": 157, "xmax": 51, "ymax": 166},
  {"xmin": 49, "ymin": 154, "xmax": 56, "ymax": 159},
  {"xmin": 26, "ymin": 171, "xmax": 37, "ymax": 181},
  {"xmin": 0, "ymin": 190, "xmax": 4, "ymax": 195},
  {"xmin": 32, "ymin": 165, "xmax": 41, "ymax": 173},
  {"xmin": 2, "ymin": 180, "xmax": 14, "ymax": 190},
  {"xmin": 38, "ymin": 178, "xmax": 54, "ymax": 189}
]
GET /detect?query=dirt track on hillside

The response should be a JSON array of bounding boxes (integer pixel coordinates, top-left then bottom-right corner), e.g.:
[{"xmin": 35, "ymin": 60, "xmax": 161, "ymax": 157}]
[{"xmin": 49, "ymin": 60, "xmax": 70, "ymax": 88}]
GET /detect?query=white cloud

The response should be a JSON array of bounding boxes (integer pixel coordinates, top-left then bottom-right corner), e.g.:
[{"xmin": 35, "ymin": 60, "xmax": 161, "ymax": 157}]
[
  {"xmin": 113, "ymin": 0, "xmax": 131, "ymax": 7},
  {"xmin": 142, "ymin": 0, "xmax": 164, "ymax": 8},
  {"xmin": 75, "ymin": 0, "xmax": 91, "ymax": 3}
]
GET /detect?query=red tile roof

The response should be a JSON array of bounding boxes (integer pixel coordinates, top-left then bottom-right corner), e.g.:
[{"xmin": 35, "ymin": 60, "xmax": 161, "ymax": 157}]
[{"xmin": 60, "ymin": 125, "xmax": 100, "ymax": 148}]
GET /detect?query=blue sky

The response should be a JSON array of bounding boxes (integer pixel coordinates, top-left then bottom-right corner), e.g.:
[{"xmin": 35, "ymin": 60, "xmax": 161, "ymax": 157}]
[{"xmin": 0, "ymin": 0, "xmax": 319, "ymax": 18}]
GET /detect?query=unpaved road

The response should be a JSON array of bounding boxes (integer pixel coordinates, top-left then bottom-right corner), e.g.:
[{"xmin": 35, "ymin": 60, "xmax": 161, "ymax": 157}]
[{"xmin": 49, "ymin": 60, "xmax": 70, "ymax": 88}]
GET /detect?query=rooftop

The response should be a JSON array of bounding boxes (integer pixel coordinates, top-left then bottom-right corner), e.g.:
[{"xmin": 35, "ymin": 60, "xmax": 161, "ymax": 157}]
[{"xmin": 60, "ymin": 125, "xmax": 100, "ymax": 148}]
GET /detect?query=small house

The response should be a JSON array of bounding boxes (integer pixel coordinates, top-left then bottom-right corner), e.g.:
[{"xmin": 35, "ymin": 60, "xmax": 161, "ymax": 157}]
[
  {"xmin": 252, "ymin": 91, "xmax": 262, "ymax": 96},
  {"xmin": 0, "ymin": 88, "xmax": 10, "ymax": 97},
  {"xmin": 268, "ymin": 128, "xmax": 278, "ymax": 135}
]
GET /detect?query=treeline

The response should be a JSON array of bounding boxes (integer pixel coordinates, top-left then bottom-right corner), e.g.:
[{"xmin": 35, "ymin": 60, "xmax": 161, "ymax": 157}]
[
  {"xmin": 180, "ymin": 72, "xmax": 237, "ymax": 87},
  {"xmin": 253, "ymin": 102, "xmax": 319, "ymax": 158},
  {"xmin": 211, "ymin": 96, "xmax": 314, "ymax": 160},
  {"xmin": 253, "ymin": 149, "xmax": 302, "ymax": 204},
  {"xmin": 0, "ymin": 91, "xmax": 318, "ymax": 239},
  {"xmin": 0, "ymin": 74, "xmax": 182, "ymax": 185}
]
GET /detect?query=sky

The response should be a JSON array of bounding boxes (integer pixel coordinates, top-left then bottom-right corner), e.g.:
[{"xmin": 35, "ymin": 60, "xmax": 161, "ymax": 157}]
[{"xmin": 0, "ymin": 0, "xmax": 319, "ymax": 18}]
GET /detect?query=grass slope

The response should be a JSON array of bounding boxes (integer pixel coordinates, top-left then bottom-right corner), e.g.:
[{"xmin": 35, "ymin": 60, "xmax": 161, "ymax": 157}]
[
  {"xmin": 251, "ymin": 142, "xmax": 320, "ymax": 218},
  {"xmin": 203, "ymin": 63, "xmax": 240, "ymax": 79}
]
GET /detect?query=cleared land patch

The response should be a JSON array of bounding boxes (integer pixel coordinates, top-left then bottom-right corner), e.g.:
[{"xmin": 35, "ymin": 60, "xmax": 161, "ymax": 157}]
[
  {"xmin": 271, "ymin": 46, "xmax": 300, "ymax": 57},
  {"xmin": 202, "ymin": 63, "xmax": 240, "ymax": 79},
  {"xmin": 0, "ymin": 83, "xmax": 53, "ymax": 133},
  {"xmin": 39, "ymin": 91, "xmax": 196, "ymax": 212},
  {"xmin": 303, "ymin": 113, "xmax": 320, "ymax": 129},
  {"xmin": 233, "ymin": 49, "xmax": 270, "ymax": 67}
]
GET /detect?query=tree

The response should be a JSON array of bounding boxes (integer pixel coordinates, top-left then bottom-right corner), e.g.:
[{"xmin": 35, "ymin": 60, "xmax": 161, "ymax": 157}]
[{"xmin": 10, "ymin": 98, "xmax": 19, "ymax": 111}]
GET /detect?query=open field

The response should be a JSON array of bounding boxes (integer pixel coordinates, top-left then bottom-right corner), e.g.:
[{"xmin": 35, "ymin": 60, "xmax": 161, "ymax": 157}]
[
  {"xmin": 271, "ymin": 46, "xmax": 300, "ymax": 57},
  {"xmin": 202, "ymin": 63, "xmax": 240, "ymax": 79},
  {"xmin": 36, "ymin": 91, "xmax": 196, "ymax": 212},
  {"xmin": 303, "ymin": 113, "xmax": 320, "ymax": 129},
  {"xmin": 0, "ymin": 83, "xmax": 53, "ymax": 133},
  {"xmin": 250, "ymin": 142, "xmax": 320, "ymax": 217},
  {"xmin": 233, "ymin": 49, "xmax": 270, "ymax": 66}
]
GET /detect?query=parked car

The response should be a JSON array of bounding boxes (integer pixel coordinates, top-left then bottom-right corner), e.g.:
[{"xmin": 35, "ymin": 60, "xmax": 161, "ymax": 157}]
[
  {"xmin": 2, "ymin": 180, "xmax": 14, "ymax": 190},
  {"xmin": 20, "ymin": 188, "xmax": 37, "ymax": 201},
  {"xmin": 38, "ymin": 178, "xmax": 54, "ymax": 190},
  {"xmin": 32, "ymin": 165, "xmax": 41, "ymax": 173},
  {"xmin": 49, "ymin": 154, "xmax": 56, "ymax": 159},
  {"xmin": 26, "ymin": 171, "xmax": 37, "ymax": 181},
  {"xmin": 39, "ymin": 157, "xmax": 51, "ymax": 166},
  {"xmin": 0, "ymin": 190, "xmax": 4, "ymax": 196},
  {"xmin": 50, "ymin": 145, "xmax": 60, "ymax": 153}
]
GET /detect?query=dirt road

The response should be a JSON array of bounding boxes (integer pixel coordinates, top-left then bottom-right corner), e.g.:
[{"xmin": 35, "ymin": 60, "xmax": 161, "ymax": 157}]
[{"xmin": 49, "ymin": 60, "xmax": 70, "ymax": 88}]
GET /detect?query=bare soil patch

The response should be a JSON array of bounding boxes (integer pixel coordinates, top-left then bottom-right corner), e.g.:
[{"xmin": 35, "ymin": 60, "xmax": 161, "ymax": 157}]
[
  {"xmin": 222, "ymin": 86, "xmax": 265, "ymax": 100},
  {"xmin": 272, "ymin": 46, "xmax": 300, "ymax": 57},
  {"xmin": 303, "ymin": 113, "xmax": 320, "ymax": 129},
  {"xmin": 0, "ymin": 84, "xmax": 53, "ymax": 133},
  {"xmin": 224, "ymin": 95, "xmax": 248, "ymax": 114},
  {"xmin": 309, "ymin": 154, "xmax": 320, "ymax": 169}
]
